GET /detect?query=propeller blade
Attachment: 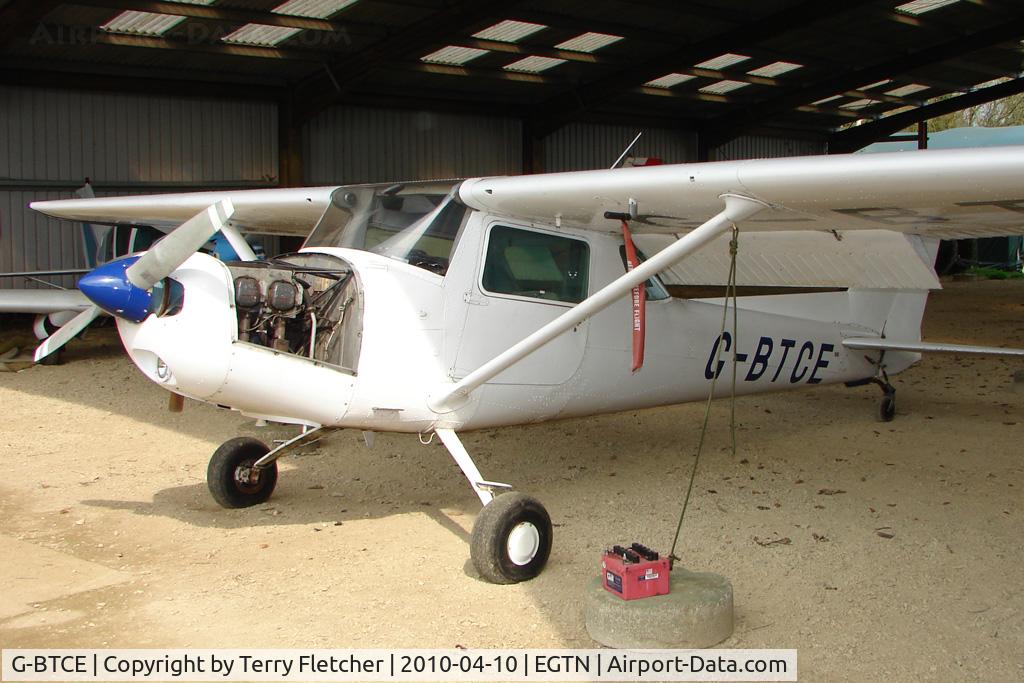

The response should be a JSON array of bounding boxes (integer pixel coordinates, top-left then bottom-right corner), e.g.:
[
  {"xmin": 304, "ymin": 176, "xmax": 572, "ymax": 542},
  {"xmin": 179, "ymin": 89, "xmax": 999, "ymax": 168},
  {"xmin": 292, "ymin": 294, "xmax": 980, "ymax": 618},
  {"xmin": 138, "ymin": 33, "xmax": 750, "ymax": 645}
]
[
  {"xmin": 126, "ymin": 199, "xmax": 234, "ymax": 290},
  {"xmin": 33, "ymin": 305, "xmax": 100, "ymax": 362}
]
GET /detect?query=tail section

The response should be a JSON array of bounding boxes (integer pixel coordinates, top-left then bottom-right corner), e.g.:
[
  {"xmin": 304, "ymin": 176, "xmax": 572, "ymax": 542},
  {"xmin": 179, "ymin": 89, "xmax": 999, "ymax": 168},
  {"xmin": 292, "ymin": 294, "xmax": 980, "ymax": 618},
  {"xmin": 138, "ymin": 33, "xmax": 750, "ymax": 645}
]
[
  {"xmin": 845, "ymin": 235, "xmax": 941, "ymax": 373},
  {"xmin": 75, "ymin": 180, "xmax": 103, "ymax": 269}
]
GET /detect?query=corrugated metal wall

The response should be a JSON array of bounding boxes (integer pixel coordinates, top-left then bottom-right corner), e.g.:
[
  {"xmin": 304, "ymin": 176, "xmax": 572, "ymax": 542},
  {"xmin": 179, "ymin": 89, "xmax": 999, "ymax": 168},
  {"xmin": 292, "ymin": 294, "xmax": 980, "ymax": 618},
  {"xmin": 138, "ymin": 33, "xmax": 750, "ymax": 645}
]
[
  {"xmin": 3, "ymin": 83, "xmax": 829, "ymax": 294},
  {"xmin": 543, "ymin": 123, "xmax": 696, "ymax": 172},
  {"xmin": 303, "ymin": 105, "xmax": 522, "ymax": 185},
  {"xmin": 709, "ymin": 135, "xmax": 825, "ymax": 161},
  {"xmin": 0, "ymin": 85, "xmax": 278, "ymax": 289}
]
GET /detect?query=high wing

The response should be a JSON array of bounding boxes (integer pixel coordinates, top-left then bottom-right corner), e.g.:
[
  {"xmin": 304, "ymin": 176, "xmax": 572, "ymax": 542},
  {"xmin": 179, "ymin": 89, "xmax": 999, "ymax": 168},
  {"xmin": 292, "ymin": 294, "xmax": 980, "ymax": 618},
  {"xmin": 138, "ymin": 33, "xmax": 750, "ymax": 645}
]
[
  {"xmin": 0, "ymin": 269, "xmax": 91, "ymax": 278},
  {"xmin": 0, "ymin": 289, "xmax": 92, "ymax": 314},
  {"xmin": 30, "ymin": 186, "xmax": 340, "ymax": 237},
  {"xmin": 458, "ymin": 146, "xmax": 1024, "ymax": 240}
]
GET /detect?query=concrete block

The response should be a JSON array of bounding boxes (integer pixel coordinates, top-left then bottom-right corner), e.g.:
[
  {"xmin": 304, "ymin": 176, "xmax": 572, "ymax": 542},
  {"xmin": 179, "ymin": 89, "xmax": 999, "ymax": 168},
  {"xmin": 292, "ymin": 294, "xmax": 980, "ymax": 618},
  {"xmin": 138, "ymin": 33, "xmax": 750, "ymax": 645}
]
[{"xmin": 584, "ymin": 568, "xmax": 733, "ymax": 649}]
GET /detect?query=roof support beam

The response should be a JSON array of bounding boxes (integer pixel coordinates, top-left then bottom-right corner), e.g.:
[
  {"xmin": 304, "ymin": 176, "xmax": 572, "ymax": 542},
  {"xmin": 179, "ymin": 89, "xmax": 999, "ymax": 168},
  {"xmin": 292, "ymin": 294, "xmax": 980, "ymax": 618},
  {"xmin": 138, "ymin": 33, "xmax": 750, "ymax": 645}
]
[
  {"xmin": 828, "ymin": 77, "xmax": 1024, "ymax": 153},
  {"xmin": 702, "ymin": 17, "xmax": 1024, "ymax": 150},
  {"xmin": 69, "ymin": 0, "xmax": 380, "ymax": 36},
  {"xmin": 0, "ymin": 65, "xmax": 286, "ymax": 100},
  {"xmin": 0, "ymin": 0, "xmax": 63, "ymax": 50},
  {"xmin": 294, "ymin": 0, "xmax": 519, "ymax": 121},
  {"xmin": 278, "ymin": 95, "xmax": 304, "ymax": 187},
  {"xmin": 526, "ymin": 0, "xmax": 878, "ymax": 138},
  {"xmin": 35, "ymin": 22, "xmax": 328, "ymax": 62}
]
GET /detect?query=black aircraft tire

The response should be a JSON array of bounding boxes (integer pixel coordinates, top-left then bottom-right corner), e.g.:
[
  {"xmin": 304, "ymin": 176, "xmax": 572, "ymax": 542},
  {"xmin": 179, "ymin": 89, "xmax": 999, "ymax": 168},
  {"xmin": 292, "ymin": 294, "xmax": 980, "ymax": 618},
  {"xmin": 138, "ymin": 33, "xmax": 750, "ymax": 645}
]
[
  {"xmin": 879, "ymin": 395, "xmax": 896, "ymax": 422},
  {"xmin": 470, "ymin": 492, "xmax": 552, "ymax": 584},
  {"xmin": 207, "ymin": 437, "xmax": 278, "ymax": 508}
]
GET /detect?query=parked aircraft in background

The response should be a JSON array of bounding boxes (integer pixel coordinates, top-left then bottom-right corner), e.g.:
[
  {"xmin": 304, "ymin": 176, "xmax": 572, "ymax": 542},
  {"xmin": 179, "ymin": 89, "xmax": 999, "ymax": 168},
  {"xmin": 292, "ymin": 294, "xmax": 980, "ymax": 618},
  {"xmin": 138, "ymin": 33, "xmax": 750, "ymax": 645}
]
[
  {"xmin": 0, "ymin": 181, "xmax": 264, "ymax": 362},
  {"xmin": 27, "ymin": 147, "xmax": 1024, "ymax": 582}
]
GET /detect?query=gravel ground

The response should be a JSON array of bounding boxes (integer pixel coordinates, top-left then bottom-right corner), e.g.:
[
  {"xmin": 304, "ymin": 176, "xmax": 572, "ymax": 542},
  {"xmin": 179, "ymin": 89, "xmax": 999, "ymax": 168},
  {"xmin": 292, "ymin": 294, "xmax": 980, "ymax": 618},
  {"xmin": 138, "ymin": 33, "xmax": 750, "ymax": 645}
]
[{"xmin": 1, "ymin": 279, "xmax": 1022, "ymax": 681}]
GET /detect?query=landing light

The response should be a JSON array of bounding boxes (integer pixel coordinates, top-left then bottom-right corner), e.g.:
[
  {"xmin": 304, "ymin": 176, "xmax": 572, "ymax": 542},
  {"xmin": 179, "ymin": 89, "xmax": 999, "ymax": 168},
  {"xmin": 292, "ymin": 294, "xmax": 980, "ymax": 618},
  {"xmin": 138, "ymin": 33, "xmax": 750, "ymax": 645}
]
[{"xmin": 155, "ymin": 357, "xmax": 171, "ymax": 382}]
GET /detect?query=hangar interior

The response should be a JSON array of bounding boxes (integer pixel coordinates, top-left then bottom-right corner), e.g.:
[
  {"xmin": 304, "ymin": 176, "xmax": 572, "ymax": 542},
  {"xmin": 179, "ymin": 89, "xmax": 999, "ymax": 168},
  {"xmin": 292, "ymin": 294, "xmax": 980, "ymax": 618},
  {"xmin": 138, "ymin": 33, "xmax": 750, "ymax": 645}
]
[{"xmin": 3, "ymin": 0, "xmax": 1024, "ymax": 287}]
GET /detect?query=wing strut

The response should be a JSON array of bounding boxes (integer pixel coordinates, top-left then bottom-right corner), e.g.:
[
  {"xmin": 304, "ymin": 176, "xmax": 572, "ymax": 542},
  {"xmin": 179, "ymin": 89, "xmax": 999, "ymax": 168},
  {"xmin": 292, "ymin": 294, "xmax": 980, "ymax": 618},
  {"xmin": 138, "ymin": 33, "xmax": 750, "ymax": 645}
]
[{"xmin": 428, "ymin": 193, "xmax": 769, "ymax": 412}]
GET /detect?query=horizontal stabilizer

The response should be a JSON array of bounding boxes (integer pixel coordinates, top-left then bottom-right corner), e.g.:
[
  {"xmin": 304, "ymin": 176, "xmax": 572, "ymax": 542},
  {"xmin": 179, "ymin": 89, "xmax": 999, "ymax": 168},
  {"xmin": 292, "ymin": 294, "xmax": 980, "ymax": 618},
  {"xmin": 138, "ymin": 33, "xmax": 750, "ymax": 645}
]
[{"xmin": 843, "ymin": 337, "xmax": 1024, "ymax": 357}]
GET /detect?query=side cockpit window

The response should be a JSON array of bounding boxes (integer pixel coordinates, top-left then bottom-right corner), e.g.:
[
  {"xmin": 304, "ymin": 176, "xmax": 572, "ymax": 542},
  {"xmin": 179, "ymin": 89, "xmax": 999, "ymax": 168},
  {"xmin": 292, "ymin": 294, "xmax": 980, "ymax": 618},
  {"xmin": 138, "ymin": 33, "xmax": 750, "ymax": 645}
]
[{"xmin": 482, "ymin": 225, "xmax": 589, "ymax": 304}]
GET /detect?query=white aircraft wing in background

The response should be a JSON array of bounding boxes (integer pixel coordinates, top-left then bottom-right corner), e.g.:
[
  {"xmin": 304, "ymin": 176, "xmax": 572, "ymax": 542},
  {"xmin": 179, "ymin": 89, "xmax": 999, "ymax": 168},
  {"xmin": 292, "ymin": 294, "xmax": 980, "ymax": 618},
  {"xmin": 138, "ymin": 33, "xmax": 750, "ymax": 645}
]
[
  {"xmin": 30, "ymin": 186, "xmax": 340, "ymax": 236},
  {"xmin": 0, "ymin": 289, "xmax": 91, "ymax": 314}
]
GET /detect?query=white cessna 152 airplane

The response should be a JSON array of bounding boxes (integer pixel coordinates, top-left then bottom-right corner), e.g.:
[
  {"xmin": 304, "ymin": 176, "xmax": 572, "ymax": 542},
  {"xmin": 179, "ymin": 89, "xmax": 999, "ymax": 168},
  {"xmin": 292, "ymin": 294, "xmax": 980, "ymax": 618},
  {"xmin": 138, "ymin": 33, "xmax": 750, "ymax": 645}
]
[{"xmin": 26, "ymin": 146, "xmax": 1024, "ymax": 583}]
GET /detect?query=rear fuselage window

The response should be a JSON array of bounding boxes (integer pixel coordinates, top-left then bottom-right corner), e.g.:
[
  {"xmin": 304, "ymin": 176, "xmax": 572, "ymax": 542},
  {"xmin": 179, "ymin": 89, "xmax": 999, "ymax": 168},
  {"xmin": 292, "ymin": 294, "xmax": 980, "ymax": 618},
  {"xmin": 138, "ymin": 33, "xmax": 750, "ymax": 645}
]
[
  {"xmin": 482, "ymin": 225, "xmax": 589, "ymax": 304},
  {"xmin": 618, "ymin": 245, "xmax": 671, "ymax": 301}
]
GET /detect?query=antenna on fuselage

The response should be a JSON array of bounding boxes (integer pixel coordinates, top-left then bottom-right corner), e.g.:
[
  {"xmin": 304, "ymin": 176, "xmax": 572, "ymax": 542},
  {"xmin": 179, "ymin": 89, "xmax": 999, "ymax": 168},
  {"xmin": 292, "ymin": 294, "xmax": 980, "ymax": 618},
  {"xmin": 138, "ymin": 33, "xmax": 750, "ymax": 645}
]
[{"xmin": 610, "ymin": 131, "xmax": 643, "ymax": 170}]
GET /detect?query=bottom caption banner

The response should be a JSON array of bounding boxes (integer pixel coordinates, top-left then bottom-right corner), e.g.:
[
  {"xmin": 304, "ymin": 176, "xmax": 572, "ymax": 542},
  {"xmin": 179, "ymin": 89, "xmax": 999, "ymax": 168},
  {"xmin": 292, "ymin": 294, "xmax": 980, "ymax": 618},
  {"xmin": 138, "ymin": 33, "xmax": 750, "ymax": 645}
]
[{"xmin": 2, "ymin": 649, "xmax": 796, "ymax": 682}]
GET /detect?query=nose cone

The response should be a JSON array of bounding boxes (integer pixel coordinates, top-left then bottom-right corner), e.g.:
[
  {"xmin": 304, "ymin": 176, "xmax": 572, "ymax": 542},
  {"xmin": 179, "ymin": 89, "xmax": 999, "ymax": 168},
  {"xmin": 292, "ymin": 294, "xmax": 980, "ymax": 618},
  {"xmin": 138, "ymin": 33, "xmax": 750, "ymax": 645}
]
[{"xmin": 79, "ymin": 256, "xmax": 155, "ymax": 323}]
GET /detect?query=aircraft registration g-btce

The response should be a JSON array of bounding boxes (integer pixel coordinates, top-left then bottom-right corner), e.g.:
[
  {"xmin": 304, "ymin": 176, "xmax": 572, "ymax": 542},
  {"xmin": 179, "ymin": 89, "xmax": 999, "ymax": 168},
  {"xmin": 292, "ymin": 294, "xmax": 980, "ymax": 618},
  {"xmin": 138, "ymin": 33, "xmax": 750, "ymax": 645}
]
[{"xmin": 27, "ymin": 147, "xmax": 1024, "ymax": 583}]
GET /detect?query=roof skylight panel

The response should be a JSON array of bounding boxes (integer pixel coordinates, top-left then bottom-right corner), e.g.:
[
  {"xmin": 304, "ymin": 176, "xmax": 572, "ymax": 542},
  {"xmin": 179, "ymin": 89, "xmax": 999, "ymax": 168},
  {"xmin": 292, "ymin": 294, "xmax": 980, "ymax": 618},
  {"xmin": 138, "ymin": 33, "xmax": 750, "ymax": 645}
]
[
  {"xmin": 694, "ymin": 53, "xmax": 750, "ymax": 70},
  {"xmin": 885, "ymin": 83, "xmax": 929, "ymax": 97},
  {"xmin": 554, "ymin": 32, "xmax": 623, "ymax": 53},
  {"xmin": 841, "ymin": 98, "xmax": 877, "ymax": 109},
  {"xmin": 812, "ymin": 94, "xmax": 844, "ymax": 105},
  {"xmin": 747, "ymin": 61, "xmax": 802, "ymax": 77},
  {"xmin": 895, "ymin": 0, "xmax": 960, "ymax": 15},
  {"xmin": 699, "ymin": 80, "xmax": 750, "ymax": 94},
  {"xmin": 644, "ymin": 73, "xmax": 696, "ymax": 88},
  {"xmin": 473, "ymin": 20, "xmax": 547, "ymax": 43},
  {"xmin": 100, "ymin": 0, "xmax": 215, "ymax": 36},
  {"xmin": 421, "ymin": 46, "xmax": 489, "ymax": 65},
  {"xmin": 503, "ymin": 56, "xmax": 566, "ymax": 73},
  {"xmin": 272, "ymin": 0, "xmax": 359, "ymax": 18},
  {"xmin": 858, "ymin": 79, "xmax": 893, "ymax": 91},
  {"xmin": 222, "ymin": 24, "xmax": 303, "ymax": 46},
  {"xmin": 973, "ymin": 77, "xmax": 1011, "ymax": 89},
  {"xmin": 101, "ymin": 12, "xmax": 185, "ymax": 36}
]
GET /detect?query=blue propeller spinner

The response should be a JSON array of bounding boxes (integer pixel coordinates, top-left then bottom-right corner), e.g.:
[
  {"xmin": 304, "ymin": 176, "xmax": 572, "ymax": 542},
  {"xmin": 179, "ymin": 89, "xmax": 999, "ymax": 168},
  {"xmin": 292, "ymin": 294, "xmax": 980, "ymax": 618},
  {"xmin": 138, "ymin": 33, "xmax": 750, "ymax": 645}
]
[
  {"xmin": 76, "ymin": 256, "xmax": 158, "ymax": 323},
  {"xmin": 34, "ymin": 199, "xmax": 234, "ymax": 363}
]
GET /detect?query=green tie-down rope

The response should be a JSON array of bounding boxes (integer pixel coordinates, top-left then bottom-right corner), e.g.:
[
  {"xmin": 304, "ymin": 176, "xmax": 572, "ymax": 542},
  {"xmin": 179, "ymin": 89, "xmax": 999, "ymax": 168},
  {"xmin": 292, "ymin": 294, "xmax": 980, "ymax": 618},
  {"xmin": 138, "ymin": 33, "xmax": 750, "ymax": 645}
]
[{"xmin": 669, "ymin": 225, "xmax": 740, "ymax": 565}]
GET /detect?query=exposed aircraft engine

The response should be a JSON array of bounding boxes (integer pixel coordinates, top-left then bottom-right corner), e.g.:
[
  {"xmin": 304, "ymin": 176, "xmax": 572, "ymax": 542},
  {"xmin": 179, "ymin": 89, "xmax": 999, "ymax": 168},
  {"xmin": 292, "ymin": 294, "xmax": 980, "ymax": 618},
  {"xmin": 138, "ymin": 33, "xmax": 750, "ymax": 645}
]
[{"xmin": 227, "ymin": 252, "xmax": 362, "ymax": 372}]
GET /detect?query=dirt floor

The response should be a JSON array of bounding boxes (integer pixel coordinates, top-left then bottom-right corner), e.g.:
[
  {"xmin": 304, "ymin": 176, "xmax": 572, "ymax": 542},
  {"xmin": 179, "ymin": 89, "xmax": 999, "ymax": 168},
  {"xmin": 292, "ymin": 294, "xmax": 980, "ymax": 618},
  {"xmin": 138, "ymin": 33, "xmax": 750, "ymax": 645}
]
[{"xmin": 1, "ymin": 280, "xmax": 1023, "ymax": 681}]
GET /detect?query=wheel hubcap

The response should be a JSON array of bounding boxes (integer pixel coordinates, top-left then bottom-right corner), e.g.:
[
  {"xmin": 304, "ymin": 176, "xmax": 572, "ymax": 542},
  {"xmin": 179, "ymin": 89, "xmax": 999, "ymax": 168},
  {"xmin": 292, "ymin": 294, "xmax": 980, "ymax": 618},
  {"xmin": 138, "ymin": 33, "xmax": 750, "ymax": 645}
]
[
  {"xmin": 234, "ymin": 460, "xmax": 261, "ymax": 492},
  {"xmin": 507, "ymin": 522, "xmax": 541, "ymax": 566}
]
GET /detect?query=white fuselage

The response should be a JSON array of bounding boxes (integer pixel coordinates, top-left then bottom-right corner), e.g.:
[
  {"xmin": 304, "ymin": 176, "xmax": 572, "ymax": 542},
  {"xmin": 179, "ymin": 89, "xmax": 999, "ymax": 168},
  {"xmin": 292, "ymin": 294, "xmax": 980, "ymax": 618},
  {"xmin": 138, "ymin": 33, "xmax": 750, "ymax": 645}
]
[{"xmin": 115, "ymin": 209, "xmax": 919, "ymax": 433}]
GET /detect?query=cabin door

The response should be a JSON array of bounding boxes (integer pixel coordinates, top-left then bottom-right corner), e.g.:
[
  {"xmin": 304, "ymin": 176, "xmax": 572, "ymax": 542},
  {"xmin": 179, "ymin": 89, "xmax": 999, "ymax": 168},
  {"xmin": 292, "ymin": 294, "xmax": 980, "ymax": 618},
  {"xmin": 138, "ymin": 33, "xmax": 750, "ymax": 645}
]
[{"xmin": 451, "ymin": 221, "xmax": 591, "ymax": 386}]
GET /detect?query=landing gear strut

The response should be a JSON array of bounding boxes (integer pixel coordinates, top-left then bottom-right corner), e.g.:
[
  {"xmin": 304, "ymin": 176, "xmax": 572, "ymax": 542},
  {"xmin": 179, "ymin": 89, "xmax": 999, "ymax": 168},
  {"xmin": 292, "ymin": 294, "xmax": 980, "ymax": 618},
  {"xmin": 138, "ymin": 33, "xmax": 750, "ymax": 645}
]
[{"xmin": 435, "ymin": 428, "xmax": 552, "ymax": 583}]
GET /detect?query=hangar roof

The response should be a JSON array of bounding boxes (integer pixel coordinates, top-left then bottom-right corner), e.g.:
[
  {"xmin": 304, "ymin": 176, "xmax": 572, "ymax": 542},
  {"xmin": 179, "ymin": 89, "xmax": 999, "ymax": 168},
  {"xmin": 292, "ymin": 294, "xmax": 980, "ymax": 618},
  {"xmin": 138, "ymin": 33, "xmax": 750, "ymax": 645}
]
[{"xmin": 2, "ymin": 0, "xmax": 1024, "ymax": 151}]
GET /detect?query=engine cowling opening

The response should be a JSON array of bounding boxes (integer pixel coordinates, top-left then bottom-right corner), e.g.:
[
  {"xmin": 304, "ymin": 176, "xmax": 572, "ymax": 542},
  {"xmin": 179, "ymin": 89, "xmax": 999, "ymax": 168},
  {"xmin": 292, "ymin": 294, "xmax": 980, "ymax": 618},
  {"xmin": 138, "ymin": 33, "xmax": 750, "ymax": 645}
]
[{"xmin": 226, "ymin": 252, "xmax": 362, "ymax": 373}]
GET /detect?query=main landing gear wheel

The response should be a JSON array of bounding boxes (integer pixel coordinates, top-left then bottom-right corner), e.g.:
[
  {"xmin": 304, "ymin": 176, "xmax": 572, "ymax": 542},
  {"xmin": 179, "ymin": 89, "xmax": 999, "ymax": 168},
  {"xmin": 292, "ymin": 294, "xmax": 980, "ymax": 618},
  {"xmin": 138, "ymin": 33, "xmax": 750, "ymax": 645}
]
[
  {"xmin": 470, "ymin": 492, "xmax": 552, "ymax": 584},
  {"xmin": 207, "ymin": 437, "xmax": 278, "ymax": 508}
]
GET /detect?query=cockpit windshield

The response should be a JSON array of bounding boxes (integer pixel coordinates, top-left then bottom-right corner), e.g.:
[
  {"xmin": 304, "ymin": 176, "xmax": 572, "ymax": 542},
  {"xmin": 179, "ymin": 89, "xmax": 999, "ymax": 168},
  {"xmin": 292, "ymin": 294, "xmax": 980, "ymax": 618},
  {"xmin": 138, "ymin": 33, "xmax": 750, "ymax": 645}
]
[{"xmin": 302, "ymin": 181, "xmax": 468, "ymax": 276}]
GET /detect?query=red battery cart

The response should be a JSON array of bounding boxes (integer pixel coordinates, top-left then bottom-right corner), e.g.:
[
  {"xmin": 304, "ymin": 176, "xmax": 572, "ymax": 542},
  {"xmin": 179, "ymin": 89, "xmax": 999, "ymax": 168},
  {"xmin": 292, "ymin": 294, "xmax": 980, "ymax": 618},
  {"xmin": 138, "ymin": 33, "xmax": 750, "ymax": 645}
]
[{"xmin": 601, "ymin": 543, "xmax": 671, "ymax": 600}]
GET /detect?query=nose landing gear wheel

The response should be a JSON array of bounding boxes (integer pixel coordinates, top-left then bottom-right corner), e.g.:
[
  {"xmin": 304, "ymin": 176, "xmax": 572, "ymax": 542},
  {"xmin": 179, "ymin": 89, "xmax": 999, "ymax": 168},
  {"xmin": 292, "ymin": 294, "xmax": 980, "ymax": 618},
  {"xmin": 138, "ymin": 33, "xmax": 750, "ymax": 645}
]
[
  {"xmin": 207, "ymin": 437, "xmax": 278, "ymax": 508},
  {"xmin": 470, "ymin": 492, "xmax": 552, "ymax": 584}
]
